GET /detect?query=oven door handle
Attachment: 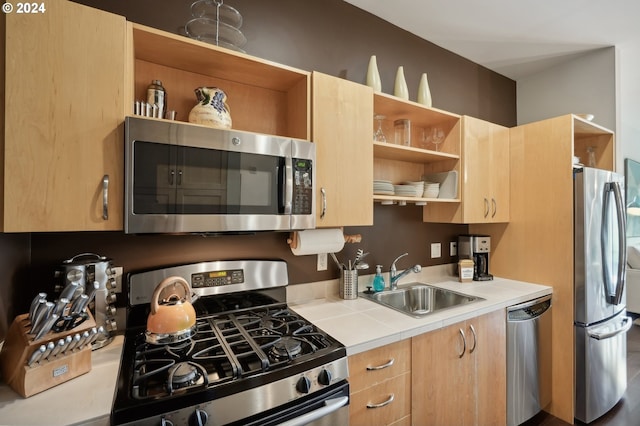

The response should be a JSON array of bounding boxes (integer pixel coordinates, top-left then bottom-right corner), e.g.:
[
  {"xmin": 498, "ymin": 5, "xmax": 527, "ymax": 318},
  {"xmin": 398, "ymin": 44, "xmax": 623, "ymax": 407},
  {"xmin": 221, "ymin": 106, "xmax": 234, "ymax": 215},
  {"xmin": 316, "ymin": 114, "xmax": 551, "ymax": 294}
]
[{"xmin": 276, "ymin": 396, "xmax": 348, "ymax": 426}]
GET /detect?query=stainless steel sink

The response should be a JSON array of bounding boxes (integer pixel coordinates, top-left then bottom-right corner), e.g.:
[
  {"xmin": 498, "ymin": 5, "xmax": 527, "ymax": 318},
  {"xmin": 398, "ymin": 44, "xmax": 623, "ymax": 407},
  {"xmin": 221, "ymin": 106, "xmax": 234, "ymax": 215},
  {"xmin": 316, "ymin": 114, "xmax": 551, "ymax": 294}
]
[{"xmin": 361, "ymin": 283, "xmax": 484, "ymax": 318}]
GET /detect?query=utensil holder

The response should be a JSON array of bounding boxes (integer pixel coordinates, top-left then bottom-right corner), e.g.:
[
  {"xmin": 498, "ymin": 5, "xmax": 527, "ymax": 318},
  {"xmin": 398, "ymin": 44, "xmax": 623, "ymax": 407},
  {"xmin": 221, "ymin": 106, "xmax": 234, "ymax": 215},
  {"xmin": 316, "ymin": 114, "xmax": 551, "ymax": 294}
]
[
  {"xmin": 0, "ymin": 311, "xmax": 95, "ymax": 398},
  {"xmin": 340, "ymin": 269, "xmax": 358, "ymax": 300}
]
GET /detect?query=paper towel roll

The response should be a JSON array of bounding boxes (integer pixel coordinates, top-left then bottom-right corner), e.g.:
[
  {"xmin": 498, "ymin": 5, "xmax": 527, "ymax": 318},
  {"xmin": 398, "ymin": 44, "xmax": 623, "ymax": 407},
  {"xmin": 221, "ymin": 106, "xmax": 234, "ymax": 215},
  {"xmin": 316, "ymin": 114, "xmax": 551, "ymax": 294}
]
[{"xmin": 290, "ymin": 229, "xmax": 345, "ymax": 256}]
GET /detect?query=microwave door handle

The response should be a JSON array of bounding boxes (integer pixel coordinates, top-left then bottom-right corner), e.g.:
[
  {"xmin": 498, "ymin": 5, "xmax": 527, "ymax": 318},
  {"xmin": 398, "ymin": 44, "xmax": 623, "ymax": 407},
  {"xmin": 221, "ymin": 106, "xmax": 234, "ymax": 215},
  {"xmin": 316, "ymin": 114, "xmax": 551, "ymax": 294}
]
[
  {"xmin": 282, "ymin": 157, "xmax": 293, "ymax": 214},
  {"xmin": 612, "ymin": 181, "xmax": 626, "ymax": 305}
]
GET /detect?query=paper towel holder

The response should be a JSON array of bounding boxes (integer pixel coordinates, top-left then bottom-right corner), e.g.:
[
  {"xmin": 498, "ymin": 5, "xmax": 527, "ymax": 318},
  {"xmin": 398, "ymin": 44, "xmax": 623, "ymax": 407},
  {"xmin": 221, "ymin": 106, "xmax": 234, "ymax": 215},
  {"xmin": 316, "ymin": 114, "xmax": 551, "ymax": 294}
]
[{"xmin": 287, "ymin": 230, "xmax": 362, "ymax": 250}]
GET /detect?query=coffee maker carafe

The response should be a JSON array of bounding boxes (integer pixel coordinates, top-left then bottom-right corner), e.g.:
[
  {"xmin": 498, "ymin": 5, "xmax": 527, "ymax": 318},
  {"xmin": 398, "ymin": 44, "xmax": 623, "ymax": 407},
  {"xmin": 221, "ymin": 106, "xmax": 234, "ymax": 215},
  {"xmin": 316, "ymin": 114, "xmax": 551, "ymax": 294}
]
[{"xmin": 458, "ymin": 234, "xmax": 494, "ymax": 281}]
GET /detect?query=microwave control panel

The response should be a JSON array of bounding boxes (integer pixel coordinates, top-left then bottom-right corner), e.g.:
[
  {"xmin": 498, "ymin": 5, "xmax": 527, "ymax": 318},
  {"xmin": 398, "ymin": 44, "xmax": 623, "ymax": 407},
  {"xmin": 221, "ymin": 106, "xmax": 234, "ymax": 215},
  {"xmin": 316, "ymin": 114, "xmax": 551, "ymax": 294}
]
[{"xmin": 292, "ymin": 159, "xmax": 313, "ymax": 215}]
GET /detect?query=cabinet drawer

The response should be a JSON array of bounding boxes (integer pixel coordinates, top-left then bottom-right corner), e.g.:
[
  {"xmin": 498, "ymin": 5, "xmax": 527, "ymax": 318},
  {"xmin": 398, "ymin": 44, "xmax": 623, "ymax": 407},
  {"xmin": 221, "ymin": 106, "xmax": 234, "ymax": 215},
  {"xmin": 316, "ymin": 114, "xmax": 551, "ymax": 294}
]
[
  {"xmin": 350, "ymin": 372, "xmax": 411, "ymax": 426},
  {"xmin": 348, "ymin": 340, "xmax": 411, "ymax": 392}
]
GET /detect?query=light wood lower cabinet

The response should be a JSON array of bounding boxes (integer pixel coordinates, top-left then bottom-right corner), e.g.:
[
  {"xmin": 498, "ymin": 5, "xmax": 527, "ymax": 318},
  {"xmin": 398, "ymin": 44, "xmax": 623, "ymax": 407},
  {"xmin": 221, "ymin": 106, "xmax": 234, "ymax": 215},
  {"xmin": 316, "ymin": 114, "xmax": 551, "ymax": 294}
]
[
  {"xmin": 411, "ymin": 310, "xmax": 506, "ymax": 426},
  {"xmin": 348, "ymin": 339, "xmax": 411, "ymax": 425}
]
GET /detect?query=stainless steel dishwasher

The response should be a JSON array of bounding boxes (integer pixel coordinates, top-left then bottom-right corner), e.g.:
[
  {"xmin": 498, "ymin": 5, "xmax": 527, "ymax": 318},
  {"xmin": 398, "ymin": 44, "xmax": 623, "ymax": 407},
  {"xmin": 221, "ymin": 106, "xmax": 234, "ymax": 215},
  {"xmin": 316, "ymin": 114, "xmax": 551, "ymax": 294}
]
[{"xmin": 507, "ymin": 295, "xmax": 552, "ymax": 426}]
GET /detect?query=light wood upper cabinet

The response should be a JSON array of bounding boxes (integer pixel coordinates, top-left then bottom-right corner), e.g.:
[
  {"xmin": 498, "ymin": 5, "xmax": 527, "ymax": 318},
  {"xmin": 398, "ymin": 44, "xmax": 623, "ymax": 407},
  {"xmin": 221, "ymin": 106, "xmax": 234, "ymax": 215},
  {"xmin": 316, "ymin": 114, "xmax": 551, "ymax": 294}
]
[
  {"xmin": 1, "ymin": 1, "xmax": 126, "ymax": 232},
  {"xmin": 412, "ymin": 309, "xmax": 506, "ymax": 426},
  {"xmin": 461, "ymin": 115, "xmax": 510, "ymax": 223},
  {"xmin": 424, "ymin": 115, "xmax": 509, "ymax": 223},
  {"xmin": 130, "ymin": 24, "xmax": 310, "ymax": 140},
  {"xmin": 349, "ymin": 339, "xmax": 411, "ymax": 426},
  {"xmin": 312, "ymin": 72, "xmax": 373, "ymax": 227}
]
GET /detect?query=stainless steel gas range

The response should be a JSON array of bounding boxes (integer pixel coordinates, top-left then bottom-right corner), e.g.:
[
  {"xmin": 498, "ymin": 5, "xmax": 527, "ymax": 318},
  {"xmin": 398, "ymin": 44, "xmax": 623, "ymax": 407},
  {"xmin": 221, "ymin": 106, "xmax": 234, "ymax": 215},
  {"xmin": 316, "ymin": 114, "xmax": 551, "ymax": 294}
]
[{"xmin": 111, "ymin": 260, "xmax": 349, "ymax": 426}]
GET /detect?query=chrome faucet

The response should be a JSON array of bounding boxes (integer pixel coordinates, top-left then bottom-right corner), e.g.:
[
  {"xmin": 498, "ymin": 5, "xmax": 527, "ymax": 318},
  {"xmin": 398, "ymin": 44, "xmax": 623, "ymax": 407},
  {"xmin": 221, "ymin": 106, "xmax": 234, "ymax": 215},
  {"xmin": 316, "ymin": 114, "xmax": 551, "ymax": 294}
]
[{"xmin": 389, "ymin": 252, "xmax": 422, "ymax": 290}]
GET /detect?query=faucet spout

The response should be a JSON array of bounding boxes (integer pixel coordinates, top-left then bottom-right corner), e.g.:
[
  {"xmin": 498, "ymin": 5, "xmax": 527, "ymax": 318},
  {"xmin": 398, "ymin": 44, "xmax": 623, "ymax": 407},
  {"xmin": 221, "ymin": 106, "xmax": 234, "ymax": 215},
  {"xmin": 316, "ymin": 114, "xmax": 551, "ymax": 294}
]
[{"xmin": 389, "ymin": 253, "xmax": 421, "ymax": 290}]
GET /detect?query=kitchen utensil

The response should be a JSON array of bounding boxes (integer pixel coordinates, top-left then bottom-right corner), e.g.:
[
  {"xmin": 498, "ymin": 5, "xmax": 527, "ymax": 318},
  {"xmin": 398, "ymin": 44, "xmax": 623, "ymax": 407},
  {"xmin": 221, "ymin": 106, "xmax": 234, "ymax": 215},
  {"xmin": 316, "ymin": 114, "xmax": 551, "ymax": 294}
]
[
  {"xmin": 30, "ymin": 301, "xmax": 55, "ymax": 336},
  {"xmin": 49, "ymin": 338, "xmax": 66, "ymax": 358},
  {"xmin": 66, "ymin": 333, "xmax": 82, "ymax": 353},
  {"xmin": 339, "ymin": 269, "xmax": 358, "ymax": 300},
  {"xmin": 33, "ymin": 313, "xmax": 59, "ymax": 341},
  {"xmin": 40, "ymin": 341, "xmax": 55, "ymax": 361},
  {"xmin": 146, "ymin": 276, "xmax": 197, "ymax": 344},
  {"xmin": 29, "ymin": 293, "xmax": 46, "ymax": 321},
  {"xmin": 330, "ymin": 252, "xmax": 344, "ymax": 270},
  {"xmin": 53, "ymin": 297, "xmax": 69, "ymax": 317},
  {"xmin": 28, "ymin": 299, "xmax": 47, "ymax": 334},
  {"xmin": 59, "ymin": 282, "xmax": 79, "ymax": 301},
  {"xmin": 26, "ymin": 345, "xmax": 46, "ymax": 367}
]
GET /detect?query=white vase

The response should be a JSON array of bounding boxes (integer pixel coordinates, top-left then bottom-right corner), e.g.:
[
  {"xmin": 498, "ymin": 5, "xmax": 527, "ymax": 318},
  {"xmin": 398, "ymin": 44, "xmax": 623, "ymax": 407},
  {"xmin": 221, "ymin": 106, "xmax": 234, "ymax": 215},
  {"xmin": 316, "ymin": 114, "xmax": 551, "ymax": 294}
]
[
  {"xmin": 394, "ymin": 66, "xmax": 409, "ymax": 100},
  {"xmin": 417, "ymin": 73, "xmax": 433, "ymax": 107},
  {"xmin": 366, "ymin": 55, "xmax": 382, "ymax": 92}
]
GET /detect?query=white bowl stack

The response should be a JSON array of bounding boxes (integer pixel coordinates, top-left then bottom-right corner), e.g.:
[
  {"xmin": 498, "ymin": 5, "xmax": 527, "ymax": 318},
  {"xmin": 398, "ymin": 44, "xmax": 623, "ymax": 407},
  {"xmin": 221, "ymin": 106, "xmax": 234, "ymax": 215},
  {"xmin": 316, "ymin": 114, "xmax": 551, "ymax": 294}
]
[
  {"xmin": 393, "ymin": 184, "xmax": 419, "ymax": 197},
  {"xmin": 403, "ymin": 181, "xmax": 425, "ymax": 197},
  {"xmin": 423, "ymin": 182, "xmax": 440, "ymax": 198}
]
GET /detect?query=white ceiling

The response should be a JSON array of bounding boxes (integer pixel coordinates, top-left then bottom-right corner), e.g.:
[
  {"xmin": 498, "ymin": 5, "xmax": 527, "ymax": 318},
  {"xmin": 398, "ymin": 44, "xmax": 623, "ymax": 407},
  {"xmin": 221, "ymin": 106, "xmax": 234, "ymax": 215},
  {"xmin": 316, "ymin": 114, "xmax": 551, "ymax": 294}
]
[{"xmin": 343, "ymin": 0, "xmax": 640, "ymax": 80}]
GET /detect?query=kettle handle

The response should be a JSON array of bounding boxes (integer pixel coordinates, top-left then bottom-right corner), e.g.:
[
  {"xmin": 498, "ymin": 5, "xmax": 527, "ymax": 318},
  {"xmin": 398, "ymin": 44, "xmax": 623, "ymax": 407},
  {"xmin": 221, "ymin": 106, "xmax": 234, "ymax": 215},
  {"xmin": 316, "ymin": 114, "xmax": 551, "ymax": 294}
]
[{"xmin": 151, "ymin": 276, "xmax": 192, "ymax": 315}]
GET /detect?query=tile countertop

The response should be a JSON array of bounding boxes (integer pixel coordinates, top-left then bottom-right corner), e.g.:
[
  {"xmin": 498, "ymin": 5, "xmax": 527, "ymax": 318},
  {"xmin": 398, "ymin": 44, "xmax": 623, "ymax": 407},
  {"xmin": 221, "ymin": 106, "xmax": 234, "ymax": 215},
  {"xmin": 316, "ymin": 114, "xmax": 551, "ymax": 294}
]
[
  {"xmin": 0, "ymin": 335, "xmax": 123, "ymax": 426},
  {"xmin": 287, "ymin": 265, "xmax": 553, "ymax": 355}
]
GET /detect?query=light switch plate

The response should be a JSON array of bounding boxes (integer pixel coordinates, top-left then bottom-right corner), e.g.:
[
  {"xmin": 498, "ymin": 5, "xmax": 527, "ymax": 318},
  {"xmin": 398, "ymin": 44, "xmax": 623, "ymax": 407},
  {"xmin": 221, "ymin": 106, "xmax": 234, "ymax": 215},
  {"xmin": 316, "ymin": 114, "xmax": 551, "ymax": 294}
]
[
  {"xmin": 450, "ymin": 241, "xmax": 457, "ymax": 257},
  {"xmin": 317, "ymin": 253, "xmax": 328, "ymax": 271},
  {"xmin": 431, "ymin": 243, "xmax": 442, "ymax": 258}
]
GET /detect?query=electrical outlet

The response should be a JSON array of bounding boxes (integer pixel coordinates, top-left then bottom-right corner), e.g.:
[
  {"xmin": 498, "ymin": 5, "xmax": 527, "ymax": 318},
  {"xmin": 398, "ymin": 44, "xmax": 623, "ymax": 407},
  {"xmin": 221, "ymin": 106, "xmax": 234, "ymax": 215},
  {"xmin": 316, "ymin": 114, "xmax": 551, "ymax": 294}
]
[
  {"xmin": 431, "ymin": 242, "xmax": 442, "ymax": 258},
  {"xmin": 317, "ymin": 253, "xmax": 328, "ymax": 271},
  {"xmin": 113, "ymin": 266, "xmax": 123, "ymax": 293},
  {"xmin": 450, "ymin": 241, "xmax": 457, "ymax": 257}
]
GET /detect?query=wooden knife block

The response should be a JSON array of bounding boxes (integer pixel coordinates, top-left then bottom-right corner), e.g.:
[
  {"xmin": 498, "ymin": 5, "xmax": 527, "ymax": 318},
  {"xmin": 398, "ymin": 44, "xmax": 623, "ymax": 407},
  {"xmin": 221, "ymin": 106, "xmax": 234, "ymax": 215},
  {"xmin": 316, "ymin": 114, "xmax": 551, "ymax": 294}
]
[{"xmin": 0, "ymin": 312, "xmax": 96, "ymax": 397}]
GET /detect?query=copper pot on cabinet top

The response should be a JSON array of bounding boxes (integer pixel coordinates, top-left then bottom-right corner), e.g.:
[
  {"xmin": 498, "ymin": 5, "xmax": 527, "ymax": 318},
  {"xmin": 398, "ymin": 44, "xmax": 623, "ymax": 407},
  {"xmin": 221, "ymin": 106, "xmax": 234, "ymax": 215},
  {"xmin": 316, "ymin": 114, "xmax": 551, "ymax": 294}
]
[{"xmin": 145, "ymin": 276, "xmax": 196, "ymax": 344}]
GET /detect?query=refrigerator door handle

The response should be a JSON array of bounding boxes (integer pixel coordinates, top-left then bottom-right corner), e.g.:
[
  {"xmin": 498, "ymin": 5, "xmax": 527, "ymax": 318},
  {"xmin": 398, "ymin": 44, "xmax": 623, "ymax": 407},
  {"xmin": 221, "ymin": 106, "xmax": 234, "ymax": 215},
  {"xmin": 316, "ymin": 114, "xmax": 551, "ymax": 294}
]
[
  {"xmin": 588, "ymin": 316, "xmax": 633, "ymax": 340},
  {"xmin": 600, "ymin": 181, "xmax": 627, "ymax": 305}
]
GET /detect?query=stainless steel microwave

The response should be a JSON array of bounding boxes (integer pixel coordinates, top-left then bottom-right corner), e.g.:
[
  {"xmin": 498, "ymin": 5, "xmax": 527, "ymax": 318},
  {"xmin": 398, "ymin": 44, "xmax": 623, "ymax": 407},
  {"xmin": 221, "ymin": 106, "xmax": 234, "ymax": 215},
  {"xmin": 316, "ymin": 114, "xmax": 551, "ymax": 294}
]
[{"xmin": 124, "ymin": 117, "xmax": 315, "ymax": 234}]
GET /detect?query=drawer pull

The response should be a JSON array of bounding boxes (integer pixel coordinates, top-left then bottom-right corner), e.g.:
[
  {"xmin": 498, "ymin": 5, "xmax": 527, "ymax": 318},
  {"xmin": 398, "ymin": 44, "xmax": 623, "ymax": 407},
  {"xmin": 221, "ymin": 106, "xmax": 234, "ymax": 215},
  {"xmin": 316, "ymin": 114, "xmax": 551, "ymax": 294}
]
[
  {"xmin": 367, "ymin": 393, "xmax": 395, "ymax": 409},
  {"xmin": 468, "ymin": 324, "xmax": 477, "ymax": 353},
  {"xmin": 366, "ymin": 358, "xmax": 395, "ymax": 371}
]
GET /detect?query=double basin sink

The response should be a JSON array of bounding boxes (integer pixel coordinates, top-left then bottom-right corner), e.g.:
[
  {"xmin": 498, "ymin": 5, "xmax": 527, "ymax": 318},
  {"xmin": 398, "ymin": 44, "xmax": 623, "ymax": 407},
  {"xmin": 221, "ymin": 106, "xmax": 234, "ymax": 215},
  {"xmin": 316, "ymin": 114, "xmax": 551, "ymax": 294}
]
[{"xmin": 361, "ymin": 283, "xmax": 484, "ymax": 318}]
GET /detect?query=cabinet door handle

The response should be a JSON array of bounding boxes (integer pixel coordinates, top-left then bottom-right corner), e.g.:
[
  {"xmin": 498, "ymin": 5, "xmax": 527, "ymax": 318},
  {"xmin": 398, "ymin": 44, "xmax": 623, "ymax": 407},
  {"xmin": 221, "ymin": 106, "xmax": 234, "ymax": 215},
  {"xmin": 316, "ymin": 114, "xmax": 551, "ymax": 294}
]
[
  {"xmin": 483, "ymin": 198, "xmax": 489, "ymax": 218},
  {"xmin": 366, "ymin": 393, "xmax": 395, "ymax": 409},
  {"xmin": 458, "ymin": 328, "xmax": 466, "ymax": 358},
  {"xmin": 366, "ymin": 358, "xmax": 395, "ymax": 370},
  {"xmin": 468, "ymin": 324, "xmax": 477, "ymax": 353},
  {"xmin": 320, "ymin": 187, "xmax": 327, "ymax": 219},
  {"xmin": 491, "ymin": 198, "xmax": 497, "ymax": 218},
  {"xmin": 102, "ymin": 175, "xmax": 109, "ymax": 220}
]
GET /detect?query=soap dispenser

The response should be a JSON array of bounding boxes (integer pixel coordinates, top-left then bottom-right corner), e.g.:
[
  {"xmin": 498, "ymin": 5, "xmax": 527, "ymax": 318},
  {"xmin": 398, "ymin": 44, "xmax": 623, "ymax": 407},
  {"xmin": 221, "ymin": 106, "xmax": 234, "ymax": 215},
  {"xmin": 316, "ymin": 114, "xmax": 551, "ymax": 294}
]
[{"xmin": 373, "ymin": 265, "xmax": 386, "ymax": 292}]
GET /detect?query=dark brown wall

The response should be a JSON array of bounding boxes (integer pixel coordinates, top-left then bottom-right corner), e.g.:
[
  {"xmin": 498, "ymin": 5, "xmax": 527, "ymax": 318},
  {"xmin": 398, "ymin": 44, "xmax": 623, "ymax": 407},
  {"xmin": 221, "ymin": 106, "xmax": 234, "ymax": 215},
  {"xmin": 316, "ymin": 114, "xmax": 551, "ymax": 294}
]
[{"xmin": 1, "ymin": 0, "xmax": 515, "ymax": 338}]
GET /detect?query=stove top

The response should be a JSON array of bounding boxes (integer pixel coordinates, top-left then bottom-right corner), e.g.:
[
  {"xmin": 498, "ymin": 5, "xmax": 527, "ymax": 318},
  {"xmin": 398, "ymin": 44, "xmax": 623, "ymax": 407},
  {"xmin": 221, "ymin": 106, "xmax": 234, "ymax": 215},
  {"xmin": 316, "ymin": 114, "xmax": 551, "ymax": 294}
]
[{"xmin": 111, "ymin": 260, "xmax": 348, "ymax": 426}]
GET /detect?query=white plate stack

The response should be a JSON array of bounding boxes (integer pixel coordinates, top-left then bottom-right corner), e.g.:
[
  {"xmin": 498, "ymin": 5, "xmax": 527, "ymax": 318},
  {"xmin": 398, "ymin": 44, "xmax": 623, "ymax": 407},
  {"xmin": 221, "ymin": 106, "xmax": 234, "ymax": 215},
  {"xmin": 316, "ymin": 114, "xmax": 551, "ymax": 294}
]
[
  {"xmin": 423, "ymin": 182, "xmax": 440, "ymax": 198},
  {"xmin": 394, "ymin": 184, "xmax": 419, "ymax": 197},
  {"xmin": 403, "ymin": 181, "xmax": 425, "ymax": 197},
  {"xmin": 374, "ymin": 180, "xmax": 394, "ymax": 195}
]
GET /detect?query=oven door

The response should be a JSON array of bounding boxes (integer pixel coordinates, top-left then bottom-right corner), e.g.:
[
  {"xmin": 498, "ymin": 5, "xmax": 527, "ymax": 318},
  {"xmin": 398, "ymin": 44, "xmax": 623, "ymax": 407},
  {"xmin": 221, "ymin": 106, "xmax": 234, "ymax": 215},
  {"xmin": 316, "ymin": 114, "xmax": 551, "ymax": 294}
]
[
  {"xmin": 234, "ymin": 381, "xmax": 349, "ymax": 426},
  {"xmin": 125, "ymin": 117, "xmax": 314, "ymax": 234}
]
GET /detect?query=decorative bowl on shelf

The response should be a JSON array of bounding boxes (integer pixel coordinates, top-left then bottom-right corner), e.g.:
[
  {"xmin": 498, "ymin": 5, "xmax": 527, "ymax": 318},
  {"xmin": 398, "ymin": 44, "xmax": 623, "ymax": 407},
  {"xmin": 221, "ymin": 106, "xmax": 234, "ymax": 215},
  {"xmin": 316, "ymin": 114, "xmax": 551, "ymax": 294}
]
[
  {"xmin": 190, "ymin": 1, "xmax": 243, "ymax": 29},
  {"xmin": 185, "ymin": 18, "xmax": 247, "ymax": 51}
]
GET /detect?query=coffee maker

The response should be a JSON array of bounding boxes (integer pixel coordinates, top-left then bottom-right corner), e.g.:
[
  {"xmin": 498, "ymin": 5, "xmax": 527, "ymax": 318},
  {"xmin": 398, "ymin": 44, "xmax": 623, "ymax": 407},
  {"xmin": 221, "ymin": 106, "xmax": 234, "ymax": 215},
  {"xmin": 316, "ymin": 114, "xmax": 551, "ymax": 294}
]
[{"xmin": 458, "ymin": 234, "xmax": 494, "ymax": 281}]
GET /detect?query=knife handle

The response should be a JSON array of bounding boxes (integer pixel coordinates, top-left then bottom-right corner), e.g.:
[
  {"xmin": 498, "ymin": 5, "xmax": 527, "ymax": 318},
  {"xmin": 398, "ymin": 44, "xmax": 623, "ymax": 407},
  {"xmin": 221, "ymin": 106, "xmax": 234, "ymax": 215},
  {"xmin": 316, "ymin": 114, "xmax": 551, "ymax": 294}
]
[
  {"xmin": 40, "ymin": 341, "xmax": 55, "ymax": 362},
  {"xmin": 29, "ymin": 293, "xmax": 47, "ymax": 321},
  {"xmin": 59, "ymin": 282, "xmax": 79, "ymax": 301},
  {"xmin": 33, "ymin": 313, "xmax": 59, "ymax": 341},
  {"xmin": 26, "ymin": 344, "xmax": 46, "ymax": 367},
  {"xmin": 49, "ymin": 338, "xmax": 66, "ymax": 358},
  {"xmin": 53, "ymin": 297, "xmax": 70, "ymax": 317}
]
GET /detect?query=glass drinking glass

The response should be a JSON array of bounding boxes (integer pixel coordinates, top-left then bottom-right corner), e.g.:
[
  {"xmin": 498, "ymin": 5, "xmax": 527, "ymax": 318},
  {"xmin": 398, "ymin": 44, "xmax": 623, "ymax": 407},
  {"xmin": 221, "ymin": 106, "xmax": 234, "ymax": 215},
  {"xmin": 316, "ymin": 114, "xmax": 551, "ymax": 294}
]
[
  {"xmin": 374, "ymin": 114, "xmax": 387, "ymax": 143},
  {"xmin": 422, "ymin": 127, "xmax": 445, "ymax": 151}
]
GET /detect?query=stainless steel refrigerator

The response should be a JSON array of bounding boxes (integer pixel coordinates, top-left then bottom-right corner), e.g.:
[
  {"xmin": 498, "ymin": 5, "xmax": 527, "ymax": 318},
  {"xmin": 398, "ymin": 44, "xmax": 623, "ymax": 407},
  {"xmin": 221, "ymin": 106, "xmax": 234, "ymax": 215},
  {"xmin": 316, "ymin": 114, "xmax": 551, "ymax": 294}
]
[{"xmin": 575, "ymin": 167, "xmax": 631, "ymax": 424}]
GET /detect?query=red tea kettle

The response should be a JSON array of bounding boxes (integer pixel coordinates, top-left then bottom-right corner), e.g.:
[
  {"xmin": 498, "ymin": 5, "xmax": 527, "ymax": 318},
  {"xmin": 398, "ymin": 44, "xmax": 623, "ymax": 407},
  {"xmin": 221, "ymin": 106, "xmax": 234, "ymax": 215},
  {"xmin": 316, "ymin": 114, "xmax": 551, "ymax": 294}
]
[{"xmin": 145, "ymin": 276, "xmax": 196, "ymax": 344}]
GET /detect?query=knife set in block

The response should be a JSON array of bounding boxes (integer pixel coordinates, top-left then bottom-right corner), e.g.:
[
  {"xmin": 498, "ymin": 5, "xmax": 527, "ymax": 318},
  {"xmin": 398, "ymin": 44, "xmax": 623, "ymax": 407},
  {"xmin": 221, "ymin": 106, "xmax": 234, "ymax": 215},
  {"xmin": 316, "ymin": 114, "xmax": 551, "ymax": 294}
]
[{"xmin": 0, "ymin": 311, "xmax": 96, "ymax": 397}]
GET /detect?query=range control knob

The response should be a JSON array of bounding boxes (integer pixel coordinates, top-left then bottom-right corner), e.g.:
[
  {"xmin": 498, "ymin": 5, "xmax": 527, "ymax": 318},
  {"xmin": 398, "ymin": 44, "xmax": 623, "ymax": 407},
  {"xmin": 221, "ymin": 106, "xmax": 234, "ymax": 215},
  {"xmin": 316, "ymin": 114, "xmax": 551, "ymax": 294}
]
[
  {"xmin": 160, "ymin": 417, "xmax": 174, "ymax": 426},
  {"xmin": 318, "ymin": 369, "xmax": 332, "ymax": 386},
  {"xmin": 296, "ymin": 376, "xmax": 312, "ymax": 394},
  {"xmin": 189, "ymin": 408, "xmax": 209, "ymax": 426}
]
